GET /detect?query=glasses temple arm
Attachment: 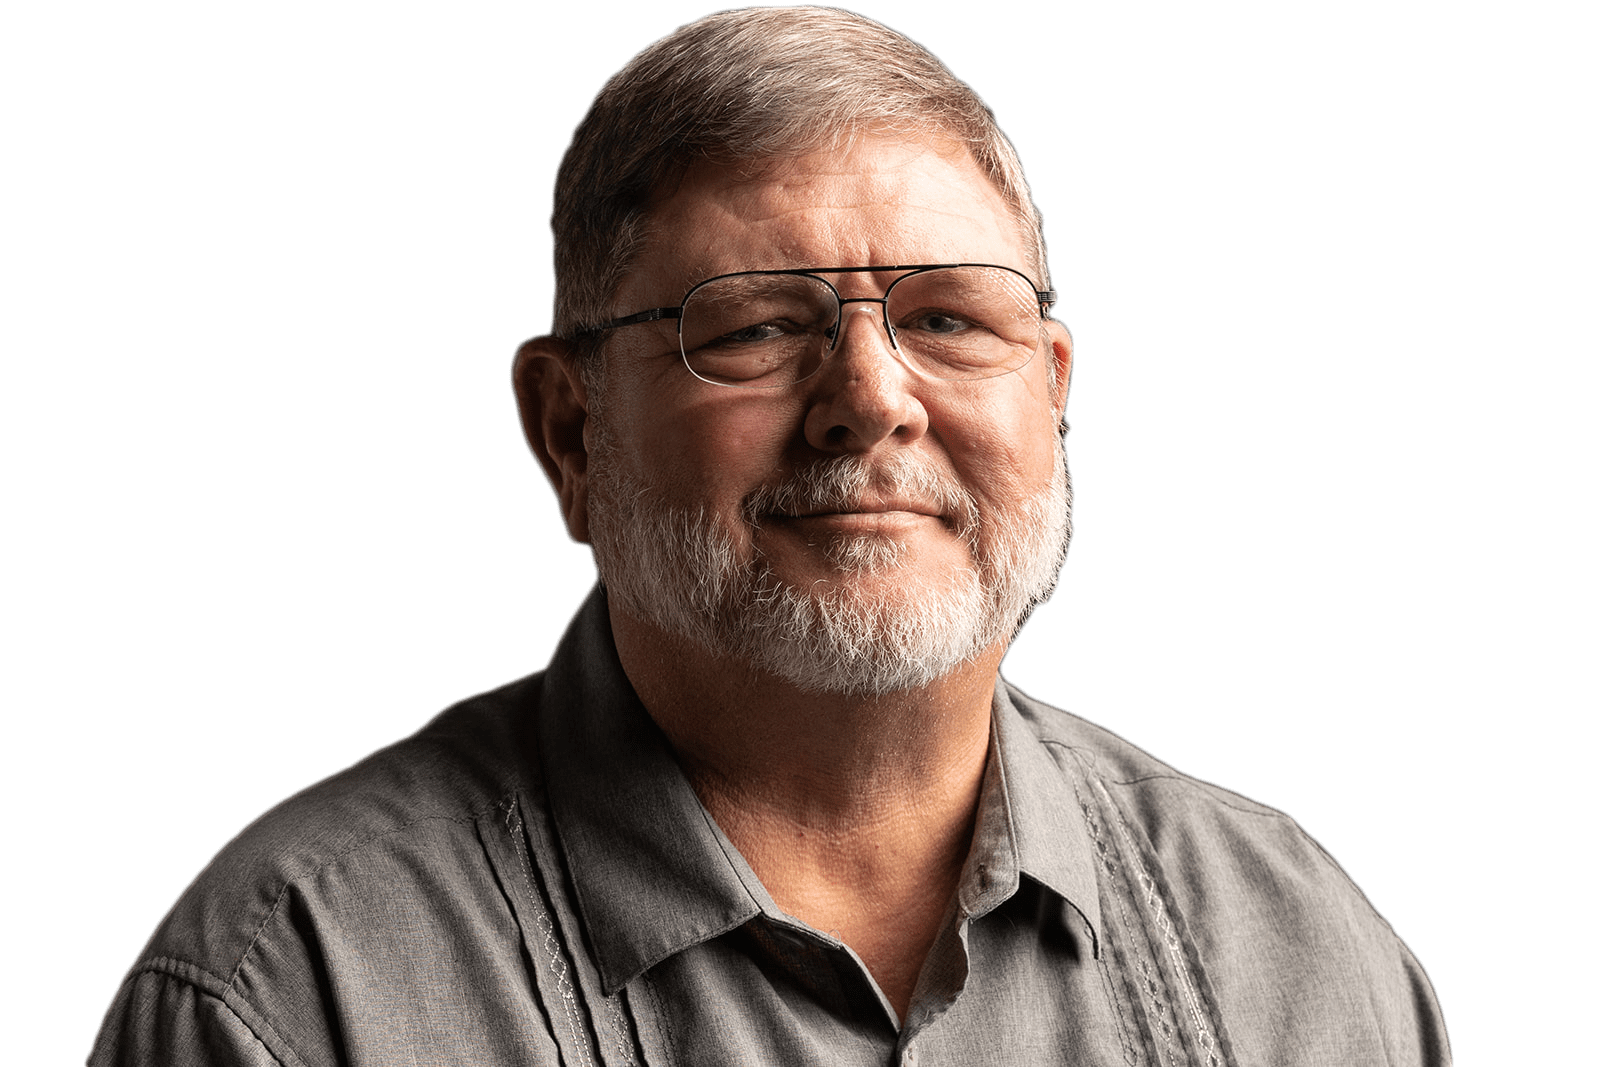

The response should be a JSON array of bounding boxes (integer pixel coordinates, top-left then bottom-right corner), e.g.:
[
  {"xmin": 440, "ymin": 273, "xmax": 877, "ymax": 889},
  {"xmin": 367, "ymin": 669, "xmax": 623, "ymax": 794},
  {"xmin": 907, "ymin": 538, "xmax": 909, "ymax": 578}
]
[{"xmin": 591, "ymin": 306, "xmax": 685, "ymax": 334}]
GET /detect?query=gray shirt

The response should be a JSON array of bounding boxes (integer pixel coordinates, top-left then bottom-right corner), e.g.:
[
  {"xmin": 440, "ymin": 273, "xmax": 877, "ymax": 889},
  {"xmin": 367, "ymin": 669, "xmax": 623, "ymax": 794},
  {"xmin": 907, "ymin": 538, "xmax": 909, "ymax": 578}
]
[{"xmin": 91, "ymin": 589, "xmax": 1448, "ymax": 1065}]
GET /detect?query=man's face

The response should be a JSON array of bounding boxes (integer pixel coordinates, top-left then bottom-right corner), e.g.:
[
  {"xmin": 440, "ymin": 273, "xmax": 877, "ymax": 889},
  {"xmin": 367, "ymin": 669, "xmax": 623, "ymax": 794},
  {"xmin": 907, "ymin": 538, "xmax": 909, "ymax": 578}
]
[{"xmin": 580, "ymin": 132, "xmax": 1073, "ymax": 694}]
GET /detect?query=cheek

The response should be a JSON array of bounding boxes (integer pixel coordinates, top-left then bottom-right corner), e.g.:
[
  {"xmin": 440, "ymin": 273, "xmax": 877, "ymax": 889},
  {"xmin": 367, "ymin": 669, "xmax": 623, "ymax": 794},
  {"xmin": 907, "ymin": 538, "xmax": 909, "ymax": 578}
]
[
  {"xmin": 935, "ymin": 389, "xmax": 1058, "ymax": 506},
  {"xmin": 627, "ymin": 391, "xmax": 798, "ymax": 501}
]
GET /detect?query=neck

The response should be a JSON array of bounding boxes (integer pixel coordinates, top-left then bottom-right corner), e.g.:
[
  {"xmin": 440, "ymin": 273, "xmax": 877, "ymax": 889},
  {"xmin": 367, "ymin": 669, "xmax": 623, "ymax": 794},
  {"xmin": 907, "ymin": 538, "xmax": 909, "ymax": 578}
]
[
  {"xmin": 609, "ymin": 602, "xmax": 1002, "ymax": 1019},
  {"xmin": 610, "ymin": 601, "xmax": 999, "ymax": 815}
]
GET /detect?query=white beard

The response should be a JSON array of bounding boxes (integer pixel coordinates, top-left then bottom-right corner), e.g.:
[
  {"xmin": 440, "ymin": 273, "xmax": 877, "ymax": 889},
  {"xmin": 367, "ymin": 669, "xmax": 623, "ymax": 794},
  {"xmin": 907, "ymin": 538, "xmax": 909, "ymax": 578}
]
[{"xmin": 587, "ymin": 430, "xmax": 1071, "ymax": 696}]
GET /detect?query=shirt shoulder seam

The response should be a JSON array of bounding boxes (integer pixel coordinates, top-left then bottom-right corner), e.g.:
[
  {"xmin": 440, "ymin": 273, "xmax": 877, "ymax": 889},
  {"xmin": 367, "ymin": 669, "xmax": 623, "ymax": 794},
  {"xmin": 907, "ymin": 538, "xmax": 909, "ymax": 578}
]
[
  {"xmin": 120, "ymin": 955, "xmax": 302, "ymax": 1067},
  {"xmin": 1038, "ymin": 738, "xmax": 1290, "ymax": 820},
  {"xmin": 225, "ymin": 791, "xmax": 519, "ymax": 989}
]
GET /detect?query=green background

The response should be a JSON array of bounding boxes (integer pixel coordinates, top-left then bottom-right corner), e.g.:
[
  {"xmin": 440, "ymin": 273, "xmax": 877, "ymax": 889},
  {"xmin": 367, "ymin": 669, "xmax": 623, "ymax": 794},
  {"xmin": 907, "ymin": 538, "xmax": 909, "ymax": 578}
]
[{"xmin": 9, "ymin": 0, "xmax": 1587, "ymax": 1062}]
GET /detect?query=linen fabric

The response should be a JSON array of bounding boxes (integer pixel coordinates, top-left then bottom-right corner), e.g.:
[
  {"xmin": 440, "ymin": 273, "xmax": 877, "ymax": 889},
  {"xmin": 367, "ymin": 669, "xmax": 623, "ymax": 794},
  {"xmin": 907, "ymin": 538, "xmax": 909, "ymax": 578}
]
[{"xmin": 90, "ymin": 588, "xmax": 1449, "ymax": 1065}]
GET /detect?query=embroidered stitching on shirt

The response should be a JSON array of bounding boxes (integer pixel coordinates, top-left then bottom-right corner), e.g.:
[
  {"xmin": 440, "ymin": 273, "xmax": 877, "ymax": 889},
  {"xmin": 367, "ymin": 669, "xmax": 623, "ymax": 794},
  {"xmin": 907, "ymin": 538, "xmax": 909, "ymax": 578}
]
[
  {"xmin": 1094, "ymin": 946, "xmax": 1142, "ymax": 1066},
  {"xmin": 1100, "ymin": 780, "xmax": 1227, "ymax": 1067},
  {"xmin": 504, "ymin": 800, "xmax": 597, "ymax": 1067},
  {"xmin": 1073, "ymin": 778, "xmax": 1177, "ymax": 1065},
  {"xmin": 606, "ymin": 989, "xmax": 639, "ymax": 1067}
]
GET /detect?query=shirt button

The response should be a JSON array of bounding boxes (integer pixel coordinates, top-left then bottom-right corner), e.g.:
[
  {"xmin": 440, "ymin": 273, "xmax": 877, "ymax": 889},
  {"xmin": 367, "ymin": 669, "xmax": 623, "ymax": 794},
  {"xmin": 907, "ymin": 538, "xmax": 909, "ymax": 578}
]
[{"xmin": 903, "ymin": 1047, "xmax": 917, "ymax": 1065}]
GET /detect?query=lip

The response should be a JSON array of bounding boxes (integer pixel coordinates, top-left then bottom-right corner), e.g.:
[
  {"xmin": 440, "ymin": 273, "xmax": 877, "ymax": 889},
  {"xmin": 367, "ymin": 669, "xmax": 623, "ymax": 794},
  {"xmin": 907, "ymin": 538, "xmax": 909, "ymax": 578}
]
[
  {"xmin": 768, "ymin": 503, "xmax": 948, "ymax": 535},
  {"xmin": 783, "ymin": 509, "xmax": 935, "ymax": 521},
  {"xmin": 782, "ymin": 497, "xmax": 944, "ymax": 520}
]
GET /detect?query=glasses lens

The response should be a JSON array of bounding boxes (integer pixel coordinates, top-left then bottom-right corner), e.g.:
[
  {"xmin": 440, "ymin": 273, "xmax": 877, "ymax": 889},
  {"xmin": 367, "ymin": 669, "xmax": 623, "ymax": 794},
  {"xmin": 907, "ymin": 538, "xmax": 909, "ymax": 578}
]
[
  {"xmin": 680, "ymin": 274, "xmax": 837, "ymax": 387},
  {"xmin": 885, "ymin": 266, "xmax": 1042, "ymax": 380}
]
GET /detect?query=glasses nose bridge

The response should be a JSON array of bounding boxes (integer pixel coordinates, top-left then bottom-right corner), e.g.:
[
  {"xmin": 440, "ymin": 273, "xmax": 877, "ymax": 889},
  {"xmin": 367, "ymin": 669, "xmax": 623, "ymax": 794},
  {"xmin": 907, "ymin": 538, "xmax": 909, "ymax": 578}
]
[{"xmin": 828, "ymin": 295, "xmax": 898, "ymax": 352}]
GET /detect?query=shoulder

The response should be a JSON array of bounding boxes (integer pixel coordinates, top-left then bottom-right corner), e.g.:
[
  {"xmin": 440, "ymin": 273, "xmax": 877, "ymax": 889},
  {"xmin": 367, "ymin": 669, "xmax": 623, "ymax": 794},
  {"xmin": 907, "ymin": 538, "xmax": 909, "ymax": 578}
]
[
  {"xmin": 167, "ymin": 670, "xmax": 546, "ymax": 953},
  {"xmin": 1004, "ymin": 679, "xmax": 1393, "ymax": 928},
  {"xmin": 93, "ymin": 672, "xmax": 553, "ymax": 1065},
  {"xmin": 1006, "ymin": 678, "xmax": 1334, "ymax": 856},
  {"xmin": 1004, "ymin": 681, "xmax": 1451, "ymax": 1065}
]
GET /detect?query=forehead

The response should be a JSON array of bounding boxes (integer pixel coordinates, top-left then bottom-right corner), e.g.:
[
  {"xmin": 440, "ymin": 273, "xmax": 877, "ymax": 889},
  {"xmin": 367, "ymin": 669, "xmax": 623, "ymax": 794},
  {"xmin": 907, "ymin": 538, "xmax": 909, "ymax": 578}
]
[{"xmin": 622, "ymin": 133, "xmax": 1030, "ymax": 303}]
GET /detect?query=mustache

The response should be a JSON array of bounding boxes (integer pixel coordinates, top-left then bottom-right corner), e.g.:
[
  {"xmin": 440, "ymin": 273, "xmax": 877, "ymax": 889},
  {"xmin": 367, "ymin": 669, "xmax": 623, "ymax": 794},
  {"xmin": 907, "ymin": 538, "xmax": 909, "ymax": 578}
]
[{"xmin": 742, "ymin": 454, "xmax": 980, "ymax": 537}]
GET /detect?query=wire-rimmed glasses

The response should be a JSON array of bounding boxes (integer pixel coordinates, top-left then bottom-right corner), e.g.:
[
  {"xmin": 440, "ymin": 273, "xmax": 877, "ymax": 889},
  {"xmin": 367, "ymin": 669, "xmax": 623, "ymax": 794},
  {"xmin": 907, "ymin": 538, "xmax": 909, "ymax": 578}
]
[{"xmin": 586, "ymin": 263, "xmax": 1056, "ymax": 388}]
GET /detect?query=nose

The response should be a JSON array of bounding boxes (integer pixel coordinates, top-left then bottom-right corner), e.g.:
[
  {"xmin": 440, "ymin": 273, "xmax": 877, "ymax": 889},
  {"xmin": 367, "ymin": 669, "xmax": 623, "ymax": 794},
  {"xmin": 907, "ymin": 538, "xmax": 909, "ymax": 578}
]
[
  {"xmin": 802, "ymin": 303, "xmax": 929, "ymax": 453},
  {"xmin": 828, "ymin": 296, "xmax": 896, "ymax": 351}
]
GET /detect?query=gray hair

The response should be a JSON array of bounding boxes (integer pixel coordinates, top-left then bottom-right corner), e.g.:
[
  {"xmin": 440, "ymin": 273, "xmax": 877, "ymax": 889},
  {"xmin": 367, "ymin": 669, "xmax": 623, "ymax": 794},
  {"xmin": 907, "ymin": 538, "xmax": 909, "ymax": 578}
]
[{"xmin": 550, "ymin": 6, "xmax": 1049, "ymax": 361}]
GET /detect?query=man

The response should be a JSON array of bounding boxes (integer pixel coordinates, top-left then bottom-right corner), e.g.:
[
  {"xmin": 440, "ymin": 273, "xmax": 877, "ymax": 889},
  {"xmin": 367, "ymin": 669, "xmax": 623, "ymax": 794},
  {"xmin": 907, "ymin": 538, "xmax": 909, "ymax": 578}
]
[{"xmin": 92, "ymin": 8, "xmax": 1448, "ymax": 1065}]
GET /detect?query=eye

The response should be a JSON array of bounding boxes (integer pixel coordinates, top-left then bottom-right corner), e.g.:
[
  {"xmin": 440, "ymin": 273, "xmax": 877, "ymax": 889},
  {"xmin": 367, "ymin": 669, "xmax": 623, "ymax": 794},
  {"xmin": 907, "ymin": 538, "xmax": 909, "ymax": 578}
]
[
  {"xmin": 712, "ymin": 321, "xmax": 791, "ymax": 346},
  {"xmin": 899, "ymin": 309, "xmax": 978, "ymax": 335}
]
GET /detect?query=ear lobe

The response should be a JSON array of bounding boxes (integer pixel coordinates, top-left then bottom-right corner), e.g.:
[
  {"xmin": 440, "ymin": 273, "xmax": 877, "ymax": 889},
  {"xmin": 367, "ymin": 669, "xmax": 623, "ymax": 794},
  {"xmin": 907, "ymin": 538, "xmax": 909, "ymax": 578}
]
[
  {"xmin": 513, "ymin": 336, "xmax": 593, "ymax": 543},
  {"xmin": 1045, "ymin": 320, "xmax": 1073, "ymax": 416}
]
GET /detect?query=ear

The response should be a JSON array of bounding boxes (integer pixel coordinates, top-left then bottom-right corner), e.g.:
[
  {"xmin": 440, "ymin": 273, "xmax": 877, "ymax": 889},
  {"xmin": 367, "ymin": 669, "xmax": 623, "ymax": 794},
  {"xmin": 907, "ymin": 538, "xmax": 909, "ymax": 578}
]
[
  {"xmin": 1045, "ymin": 320, "xmax": 1073, "ymax": 417},
  {"xmin": 512, "ymin": 336, "xmax": 593, "ymax": 544}
]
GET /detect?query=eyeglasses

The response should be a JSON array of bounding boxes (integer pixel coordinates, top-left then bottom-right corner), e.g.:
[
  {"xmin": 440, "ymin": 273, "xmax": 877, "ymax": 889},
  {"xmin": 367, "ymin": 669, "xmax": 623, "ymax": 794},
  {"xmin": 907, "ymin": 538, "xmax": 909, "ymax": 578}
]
[{"xmin": 587, "ymin": 263, "xmax": 1057, "ymax": 389}]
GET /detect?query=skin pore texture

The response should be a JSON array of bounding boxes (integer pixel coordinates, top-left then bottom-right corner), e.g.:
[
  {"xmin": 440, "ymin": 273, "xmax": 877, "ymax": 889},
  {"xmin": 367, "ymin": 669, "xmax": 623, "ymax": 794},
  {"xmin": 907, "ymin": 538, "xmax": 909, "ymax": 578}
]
[{"xmin": 516, "ymin": 132, "xmax": 1073, "ymax": 1019}]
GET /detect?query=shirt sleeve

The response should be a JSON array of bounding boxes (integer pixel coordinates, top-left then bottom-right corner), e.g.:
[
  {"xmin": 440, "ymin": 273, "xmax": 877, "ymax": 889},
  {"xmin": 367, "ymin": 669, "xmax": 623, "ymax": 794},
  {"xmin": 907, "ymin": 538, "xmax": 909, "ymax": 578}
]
[
  {"xmin": 89, "ymin": 965, "xmax": 292, "ymax": 1067},
  {"xmin": 1396, "ymin": 936, "xmax": 1453, "ymax": 1066}
]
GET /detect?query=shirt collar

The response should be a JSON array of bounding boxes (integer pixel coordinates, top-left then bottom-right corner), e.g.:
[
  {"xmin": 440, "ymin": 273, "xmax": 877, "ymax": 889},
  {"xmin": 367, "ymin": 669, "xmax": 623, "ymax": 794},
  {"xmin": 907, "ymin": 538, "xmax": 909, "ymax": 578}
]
[
  {"xmin": 537, "ymin": 588, "xmax": 765, "ymax": 995},
  {"xmin": 980, "ymin": 681, "xmax": 1104, "ymax": 955}
]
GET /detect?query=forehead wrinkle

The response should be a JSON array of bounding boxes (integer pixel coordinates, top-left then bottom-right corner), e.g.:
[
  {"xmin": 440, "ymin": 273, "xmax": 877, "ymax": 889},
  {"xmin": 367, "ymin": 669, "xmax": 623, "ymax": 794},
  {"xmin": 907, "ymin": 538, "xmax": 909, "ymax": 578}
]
[
  {"xmin": 675, "ymin": 199, "xmax": 1015, "ymax": 278},
  {"xmin": 627, "ymin": 134, "xmax": 1032, "ymax": 305},
  {"xmin": 711, "ymin": 140, "xmax": 1006, "ymax": 241}
]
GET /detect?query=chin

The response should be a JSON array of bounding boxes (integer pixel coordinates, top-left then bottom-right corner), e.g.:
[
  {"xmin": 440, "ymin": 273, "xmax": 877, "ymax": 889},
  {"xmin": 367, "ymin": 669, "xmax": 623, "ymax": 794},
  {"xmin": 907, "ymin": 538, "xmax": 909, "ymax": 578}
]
[{"xmin": 822, "ymin": 532, "xmax": 909, "ymax": 575}]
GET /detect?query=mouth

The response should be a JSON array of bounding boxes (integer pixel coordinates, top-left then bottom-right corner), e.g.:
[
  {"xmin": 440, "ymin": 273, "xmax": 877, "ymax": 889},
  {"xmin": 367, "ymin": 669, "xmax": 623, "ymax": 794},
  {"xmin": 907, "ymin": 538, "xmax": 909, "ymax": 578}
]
[
  {"xmin": 783, "ymin": 497, "xmax": 944, "ymax": 519},
  {"xmin": 768, "ymin": 502, "xmax": 954, "ymax": 538},
  {"xmin": 741, "ymin": 455, "xmax": 981, "ymax": 541}
]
